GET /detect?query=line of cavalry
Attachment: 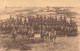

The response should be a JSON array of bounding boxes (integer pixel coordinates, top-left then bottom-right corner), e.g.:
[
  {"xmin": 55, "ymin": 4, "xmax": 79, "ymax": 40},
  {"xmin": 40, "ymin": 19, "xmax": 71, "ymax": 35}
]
[{"xmin": 0, "ymin": 14, "xmax": 78, "ymax": 43}]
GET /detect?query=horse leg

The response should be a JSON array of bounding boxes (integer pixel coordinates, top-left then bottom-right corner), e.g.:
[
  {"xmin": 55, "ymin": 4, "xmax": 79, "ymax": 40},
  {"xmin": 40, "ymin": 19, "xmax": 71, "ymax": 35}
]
[
  {"xmin": 53, "ymin": 37, "xmax": 56, "ymax": 44},
  {"xmin": 22, "ymin": 35, "xmax": 24, "ymax": 39}
]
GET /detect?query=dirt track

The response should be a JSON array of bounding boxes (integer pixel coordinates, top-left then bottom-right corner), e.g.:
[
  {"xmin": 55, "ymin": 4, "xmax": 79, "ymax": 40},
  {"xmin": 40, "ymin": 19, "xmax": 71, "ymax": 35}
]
[{"xmin": 0, "ymin": 35, "xmax": 79, "ymax": 51}]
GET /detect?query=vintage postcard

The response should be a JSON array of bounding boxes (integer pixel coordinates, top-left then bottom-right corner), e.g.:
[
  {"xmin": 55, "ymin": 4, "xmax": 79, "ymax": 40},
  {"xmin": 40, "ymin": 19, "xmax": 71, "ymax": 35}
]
[{"xmin": 0, "ymin": 0, "xmax": 80, "ymax": 51}]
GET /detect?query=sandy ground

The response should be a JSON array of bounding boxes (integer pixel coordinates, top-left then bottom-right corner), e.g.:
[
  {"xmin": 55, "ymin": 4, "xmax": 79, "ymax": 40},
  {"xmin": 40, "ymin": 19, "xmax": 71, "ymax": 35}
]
[{"xmin": 0, "ymin": 35, "xmax": 79, "ymax": 51}]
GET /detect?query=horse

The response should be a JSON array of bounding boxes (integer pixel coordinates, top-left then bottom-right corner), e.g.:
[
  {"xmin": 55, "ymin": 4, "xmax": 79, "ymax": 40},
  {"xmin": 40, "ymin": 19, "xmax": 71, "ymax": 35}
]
[{"xmin": 43, "ymin": 31, "xmax": 57, "ymax": 43}]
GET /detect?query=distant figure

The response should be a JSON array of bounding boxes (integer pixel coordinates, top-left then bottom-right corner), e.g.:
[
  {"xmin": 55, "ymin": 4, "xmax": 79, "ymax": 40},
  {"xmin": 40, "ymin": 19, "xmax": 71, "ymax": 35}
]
[
  {"xmin": 50, "ymin": 29, "xmax": 57, "ymax": 43},
  {"xmin": 28, "ymin": 29, "xmax": 34, "ymax": 39},
  {"xmin": 11, "ymin": 28, "xmax": 17, "ymax": 41},
  {"xmin": 44, "ymin": 32, "xmax": 49, "ymax": 42},
  {"xmin": 53, "ymin": 31, "xmax": 57, "ymax": 43}
]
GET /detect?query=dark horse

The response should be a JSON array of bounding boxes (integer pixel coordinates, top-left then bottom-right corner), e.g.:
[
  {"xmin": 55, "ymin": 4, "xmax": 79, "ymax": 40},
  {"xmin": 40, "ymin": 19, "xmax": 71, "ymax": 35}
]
[{"xmin": 43, "ymin": 31, "xmax": 57, "ymax": 43}]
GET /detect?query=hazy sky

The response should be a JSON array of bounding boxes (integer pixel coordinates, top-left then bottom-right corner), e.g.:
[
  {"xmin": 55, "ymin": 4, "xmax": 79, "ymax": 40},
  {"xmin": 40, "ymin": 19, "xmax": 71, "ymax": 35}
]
[
  {"xmin": 0, "ymin": 0, "xmax": 80, "ymax": 12},
  {"xmin": 0, "ymin": 0, "xmax": 80, "ymax": 20},
  {"xmin": 0, "ymin": 0, "xmax": 80, "ymax": 9}
]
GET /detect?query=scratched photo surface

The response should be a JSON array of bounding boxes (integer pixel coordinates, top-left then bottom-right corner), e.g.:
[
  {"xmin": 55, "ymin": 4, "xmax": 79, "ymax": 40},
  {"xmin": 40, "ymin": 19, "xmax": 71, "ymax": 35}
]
[{"xmin": 0, "ymin": 0, "xmax": 80, "ymax": 51}]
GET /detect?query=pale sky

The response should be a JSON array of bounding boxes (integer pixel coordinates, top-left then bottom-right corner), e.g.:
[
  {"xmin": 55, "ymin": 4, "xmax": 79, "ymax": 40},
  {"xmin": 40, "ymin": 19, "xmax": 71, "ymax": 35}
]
[
  {"xmin": 0, "ymin": 0, "xmax": 80, "ymax": 20},
  {"xmin": 0, "ymin": 0, "xmax": 80, "ymax": 9},
  {"xmin": 0, "ymin": 0, "xmax": 80, "ymax": 12}
]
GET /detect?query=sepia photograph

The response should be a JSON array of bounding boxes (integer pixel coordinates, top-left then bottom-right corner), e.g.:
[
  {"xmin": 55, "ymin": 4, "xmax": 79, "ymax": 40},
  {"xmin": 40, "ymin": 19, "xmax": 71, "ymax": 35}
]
[{"xmin": 0, "ymin": 0, "xmax": 80, "ymax": 51}]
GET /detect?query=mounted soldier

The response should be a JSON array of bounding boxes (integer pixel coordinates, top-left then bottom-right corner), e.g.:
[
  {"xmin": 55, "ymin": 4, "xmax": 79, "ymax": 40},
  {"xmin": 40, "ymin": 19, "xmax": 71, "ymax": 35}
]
[
  {"xmin": 11, "ymin": 27, "xmax": 17, "ymax": 41},
  {"xmin": 49, "ymin": 29, "xmax": 57, "ymax": 43},
  {"xmin": 28, "ymin": 28, "xmax": 34, "ymax": 39},
  {"xmin": 53, "ymin": 30, "xmax": 57, "ymax": 43}
]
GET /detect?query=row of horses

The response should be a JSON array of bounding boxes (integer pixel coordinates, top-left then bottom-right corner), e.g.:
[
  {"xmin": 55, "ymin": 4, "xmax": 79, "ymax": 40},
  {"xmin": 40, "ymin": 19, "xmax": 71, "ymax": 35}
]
[{"xmin": 11, "ymin": 28, "xmax": 57, "ymax": 42}]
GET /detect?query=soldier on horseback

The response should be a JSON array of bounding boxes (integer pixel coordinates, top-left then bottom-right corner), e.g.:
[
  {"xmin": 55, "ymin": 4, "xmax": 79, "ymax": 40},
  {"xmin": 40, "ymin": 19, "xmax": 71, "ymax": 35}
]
[
  {"xmin": 46, "ymin": 29, "xmax": 57, "ymax": 43},
  {"xmin": 53, "ymin": 30, "xmax": 57, "ymax": 43},
  {"xmin": 11, "ymin": 27, "xmax": 17, "ymax": 41}
]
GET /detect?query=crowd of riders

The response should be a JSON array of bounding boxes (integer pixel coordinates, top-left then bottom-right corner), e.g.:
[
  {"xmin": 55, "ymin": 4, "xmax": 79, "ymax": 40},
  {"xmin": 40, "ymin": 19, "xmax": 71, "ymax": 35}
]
[{"xmin": 0, "ymin": 14, "xmax": 78, "ymax": 41}]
